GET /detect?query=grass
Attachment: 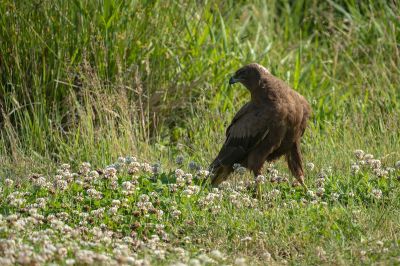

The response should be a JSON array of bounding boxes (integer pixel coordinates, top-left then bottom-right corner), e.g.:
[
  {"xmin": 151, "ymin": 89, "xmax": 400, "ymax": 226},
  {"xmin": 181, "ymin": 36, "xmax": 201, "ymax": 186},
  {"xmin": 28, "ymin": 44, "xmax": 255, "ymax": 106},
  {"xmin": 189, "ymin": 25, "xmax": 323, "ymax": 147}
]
[{"xmin": 0, "ymin": 0, "xmax": 400, "ymax": 264}]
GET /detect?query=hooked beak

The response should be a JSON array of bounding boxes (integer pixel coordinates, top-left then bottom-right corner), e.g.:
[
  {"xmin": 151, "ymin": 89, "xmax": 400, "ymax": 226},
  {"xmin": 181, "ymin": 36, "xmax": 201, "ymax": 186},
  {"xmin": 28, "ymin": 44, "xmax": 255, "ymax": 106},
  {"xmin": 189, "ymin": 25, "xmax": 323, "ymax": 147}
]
[{"xmin": 229, "ymin": 77, "xmax": 239, "ymax": 85}]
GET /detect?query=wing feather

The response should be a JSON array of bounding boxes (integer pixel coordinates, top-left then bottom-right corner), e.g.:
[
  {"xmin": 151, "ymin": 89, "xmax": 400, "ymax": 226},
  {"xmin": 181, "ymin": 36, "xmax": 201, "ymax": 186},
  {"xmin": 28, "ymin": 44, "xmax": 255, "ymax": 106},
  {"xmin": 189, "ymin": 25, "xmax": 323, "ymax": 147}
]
[{"xmin": 210, "ymin": 103, "xmax": 270, "ymax": 169}]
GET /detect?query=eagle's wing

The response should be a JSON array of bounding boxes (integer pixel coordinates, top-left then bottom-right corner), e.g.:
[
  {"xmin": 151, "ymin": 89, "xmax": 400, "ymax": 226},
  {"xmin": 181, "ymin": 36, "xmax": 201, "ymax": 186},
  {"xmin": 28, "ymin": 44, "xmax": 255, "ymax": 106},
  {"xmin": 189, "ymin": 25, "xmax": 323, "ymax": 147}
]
[{"xmin": 210, "ymin": 103, "xmax": 270, "ymax": 169}]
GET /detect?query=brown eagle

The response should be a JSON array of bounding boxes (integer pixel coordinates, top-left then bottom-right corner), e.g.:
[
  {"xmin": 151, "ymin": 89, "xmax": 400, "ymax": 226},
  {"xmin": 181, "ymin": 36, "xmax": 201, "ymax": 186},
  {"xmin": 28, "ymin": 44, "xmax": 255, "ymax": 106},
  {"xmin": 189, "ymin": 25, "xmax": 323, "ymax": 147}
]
[{"xmin": 210, "ymin": 63, "xmax": 311, "ymax": 187}]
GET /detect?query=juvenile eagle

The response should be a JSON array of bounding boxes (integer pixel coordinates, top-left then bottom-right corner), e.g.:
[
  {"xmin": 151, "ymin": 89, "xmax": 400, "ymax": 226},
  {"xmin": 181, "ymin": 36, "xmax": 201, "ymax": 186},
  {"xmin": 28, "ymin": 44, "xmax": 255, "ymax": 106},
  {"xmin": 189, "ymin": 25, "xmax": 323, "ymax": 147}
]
[{"xmin": 210, "ymin": 63, "xmax": 311, "ymax": 187}]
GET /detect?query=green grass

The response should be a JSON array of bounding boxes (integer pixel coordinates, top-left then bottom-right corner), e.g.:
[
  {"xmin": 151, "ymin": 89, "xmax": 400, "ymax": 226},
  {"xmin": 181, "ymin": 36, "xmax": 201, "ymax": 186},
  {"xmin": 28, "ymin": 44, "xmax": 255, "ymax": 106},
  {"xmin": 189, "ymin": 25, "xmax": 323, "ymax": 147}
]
[{"xmin": 0, "ymin": 0, "xmax": 400, "ymax": 264}]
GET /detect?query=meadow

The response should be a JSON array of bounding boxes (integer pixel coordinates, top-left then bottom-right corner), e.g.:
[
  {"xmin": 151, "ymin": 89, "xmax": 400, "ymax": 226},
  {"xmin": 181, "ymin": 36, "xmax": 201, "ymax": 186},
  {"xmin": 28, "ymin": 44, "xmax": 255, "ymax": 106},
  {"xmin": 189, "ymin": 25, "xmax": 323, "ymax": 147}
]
[{"xmin": 0, "ymin": 0, "xmax": 400, "ymax": 265}]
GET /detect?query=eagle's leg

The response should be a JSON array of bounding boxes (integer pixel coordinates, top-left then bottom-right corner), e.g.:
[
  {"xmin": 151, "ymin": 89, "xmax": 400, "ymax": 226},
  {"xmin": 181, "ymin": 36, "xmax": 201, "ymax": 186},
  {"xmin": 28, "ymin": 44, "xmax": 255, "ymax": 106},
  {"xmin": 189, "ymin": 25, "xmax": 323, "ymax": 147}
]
[
  {"xmin": 247, "ymin": 154, "xmax": 265, "ymax": 199},
  {"xmin": 286, "ymin": 142, "xmax": 307, "ymax": 190}
]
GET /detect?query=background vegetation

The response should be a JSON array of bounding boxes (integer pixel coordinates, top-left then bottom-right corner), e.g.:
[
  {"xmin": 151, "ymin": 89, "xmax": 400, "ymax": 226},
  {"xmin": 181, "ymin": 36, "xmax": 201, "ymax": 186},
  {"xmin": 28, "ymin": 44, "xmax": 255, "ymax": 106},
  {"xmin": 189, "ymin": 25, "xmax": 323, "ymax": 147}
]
[{"xmin": 0, "ymin": 0, "xmax": 399, "ymax": 264}]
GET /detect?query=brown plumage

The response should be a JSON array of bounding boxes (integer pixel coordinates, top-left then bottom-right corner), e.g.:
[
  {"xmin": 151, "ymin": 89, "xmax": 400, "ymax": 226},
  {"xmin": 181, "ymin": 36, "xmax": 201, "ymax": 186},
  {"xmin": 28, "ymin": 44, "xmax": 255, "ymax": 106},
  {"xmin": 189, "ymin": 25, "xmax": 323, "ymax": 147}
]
[{"xmin": 210, "ymin": 63, "xmax": 311, "ymax": 186}]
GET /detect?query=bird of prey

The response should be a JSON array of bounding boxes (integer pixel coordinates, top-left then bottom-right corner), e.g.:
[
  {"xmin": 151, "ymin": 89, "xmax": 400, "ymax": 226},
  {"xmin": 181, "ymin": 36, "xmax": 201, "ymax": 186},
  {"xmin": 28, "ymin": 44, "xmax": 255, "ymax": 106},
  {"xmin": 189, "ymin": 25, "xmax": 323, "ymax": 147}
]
[{"xmin": 209, "ymin": 63, "xmax": 311, "ymax": 187}]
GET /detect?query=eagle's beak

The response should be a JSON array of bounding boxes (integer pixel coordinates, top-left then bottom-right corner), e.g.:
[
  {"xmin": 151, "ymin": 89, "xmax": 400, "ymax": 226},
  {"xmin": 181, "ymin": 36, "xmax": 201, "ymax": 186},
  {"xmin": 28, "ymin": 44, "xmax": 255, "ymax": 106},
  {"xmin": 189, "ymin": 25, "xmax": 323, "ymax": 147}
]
[{"xmin": 229, "ymin": 77, "xmax": 239, "ymax": 84}]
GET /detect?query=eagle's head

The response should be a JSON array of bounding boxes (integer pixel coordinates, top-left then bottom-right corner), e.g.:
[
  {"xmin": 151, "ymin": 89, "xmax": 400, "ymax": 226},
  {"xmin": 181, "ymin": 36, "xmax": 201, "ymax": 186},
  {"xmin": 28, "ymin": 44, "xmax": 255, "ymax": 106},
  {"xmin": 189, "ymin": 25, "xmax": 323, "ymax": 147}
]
[{"xmin": 229, "ymin": 63, "xmax": 270, "ymax": 90}]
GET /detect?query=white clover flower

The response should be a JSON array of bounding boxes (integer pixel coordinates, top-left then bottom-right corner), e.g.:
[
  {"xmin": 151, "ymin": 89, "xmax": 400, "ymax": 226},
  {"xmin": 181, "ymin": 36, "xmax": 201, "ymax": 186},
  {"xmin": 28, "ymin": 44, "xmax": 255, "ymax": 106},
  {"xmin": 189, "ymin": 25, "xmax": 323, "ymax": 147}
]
[
  {"xmin": 125, "ymin": 156, "xmax": 137, "ymax": 164},
  {"xmin": 197, "ymin": 170, "xmax": 209, "ymax": 179},
  {"xmin": 198, "ymin": 254, "xmax": 215, "ymax": 264},
  {"xmin": 307, "ymin": 190, "xmax": 315, "ymax": 198},
  {"xmin": 79, "ymin": 162, "xmax": 91, "ymax": 175},
  {"xmin": 255, "ymin": 175, "xmax": 265, "ymax": 184},
  {"xmin": 104, "ymin": 167, "xmax": 117, "ymax": 179},
  {"xmin": 60, "ymin": 163, "xmax": 71, "ymax": 171},
  {"xmin": 331, "ymin": 192, "xmax": 340, "ymax": 201},
  {"xmin": 372, "ymin": 188, "xmax": 382, "ymax": 199},
  {"xmin": 139, "ymin": 194, "xmax": 150, "ymax": 202},
  {"xmin": 117, "ymin": 156, "xmax": 126, "ymax": 164},
  {"xmin": 171, "ymin": 209, "xmax": 181, "ymax": 219},
  {"xmin": 188, "ymin": 259, "xmax": 201, "ymax": 266},
  {"xmin": 86, "ymin": 188, "xmax": 102, "ymax": 199},
  {"xmin": 306, "ymin": 162, "xmax": 315, "ymax": 171},
  {"xmin": 364, "ymin": 154, "xmax": 374, "ymax": 163},
  {"xmin": 269, "ymin": 189, "xmax": 281, "ymax": 198},
  {"xmin": 351, "ymin": 164, "xmax": 360, "ymax": 174},
  {"xmin": 4, "ymin": 178, "xmax": 13, "ymax": 187},
  {"xmin": 373, "ymin": 168, "xmax": 388, "ymax": 178},
  {"xmin": 209, "ymin": 250, "xmax": 225, "ymax": 261},
  {"xmin": 88, "ymin": 170, "xmax": 99, "ymax": 179},
  {"xmin": 234, "ymin": 257, "xmax": 247, "ymax": 266},
  {"xmin": 122, "ymin": 181, "xmax": 134, "ymax": 191},
  {"xmin": 316, "ymin": 187, "xmax": 325, "ymax": 197},
  {"xmin": 55, "ymin": 179, "xmax": 68, "ymax": 191},
  {"xmin": 370, "ymin": 159, "xmax": 381, "ymax": 169},
  {"xmin": 141, "ymin": 163, "xmax": 152, "ymax": 173},
  {"xmin": 65, "ymin": 258, "xmax": 76, "ymax": 265},
  {"xmin": 111, "ymin": 199, "xmax": 121, "ymax": 206},
  {"xmin": 109, "ymin": 207, "xmax": 119, "ymax": 215},
  {"xmin": 354, "ymin": 149, "xmax": 365, "ymax": 160},
  {"xmin": 175, "ymin": 168, "xmax": 184, "ymax": 177}
]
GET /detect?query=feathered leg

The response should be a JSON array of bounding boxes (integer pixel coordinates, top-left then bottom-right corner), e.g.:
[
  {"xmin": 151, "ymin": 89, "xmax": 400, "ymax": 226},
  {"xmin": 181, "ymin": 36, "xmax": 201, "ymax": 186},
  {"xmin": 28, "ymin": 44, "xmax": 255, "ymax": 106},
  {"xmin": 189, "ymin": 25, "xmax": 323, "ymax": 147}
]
[{"xmin": 286, "ymin": 141, "xmax": 307, "ymax": 189}]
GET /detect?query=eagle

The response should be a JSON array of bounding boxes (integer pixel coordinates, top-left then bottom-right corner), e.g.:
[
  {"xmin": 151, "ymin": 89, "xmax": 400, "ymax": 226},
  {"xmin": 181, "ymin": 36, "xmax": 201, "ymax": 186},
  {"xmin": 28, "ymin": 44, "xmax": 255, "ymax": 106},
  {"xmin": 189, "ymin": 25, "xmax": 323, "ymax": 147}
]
[{"xmin": 209, "ymin": 63, "xmax": 311, "ymax": 187}]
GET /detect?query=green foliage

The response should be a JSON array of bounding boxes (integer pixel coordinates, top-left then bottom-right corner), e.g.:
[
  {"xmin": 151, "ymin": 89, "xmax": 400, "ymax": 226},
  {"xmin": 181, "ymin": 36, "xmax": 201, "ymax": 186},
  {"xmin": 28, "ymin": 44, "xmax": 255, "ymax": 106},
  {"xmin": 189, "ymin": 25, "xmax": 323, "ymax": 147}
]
[{"xmin": 0, "ymin": 0, "xmax": 400, "ymax": 264}]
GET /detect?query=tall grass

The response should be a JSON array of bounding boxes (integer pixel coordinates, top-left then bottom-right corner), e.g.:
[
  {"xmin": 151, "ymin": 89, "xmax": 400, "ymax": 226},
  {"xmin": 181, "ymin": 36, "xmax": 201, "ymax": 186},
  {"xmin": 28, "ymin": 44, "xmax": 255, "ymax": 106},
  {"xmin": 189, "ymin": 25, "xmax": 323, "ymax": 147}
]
[{"xmin": 0, "ymin": 0, "xmax": 399, "ymax": 174}]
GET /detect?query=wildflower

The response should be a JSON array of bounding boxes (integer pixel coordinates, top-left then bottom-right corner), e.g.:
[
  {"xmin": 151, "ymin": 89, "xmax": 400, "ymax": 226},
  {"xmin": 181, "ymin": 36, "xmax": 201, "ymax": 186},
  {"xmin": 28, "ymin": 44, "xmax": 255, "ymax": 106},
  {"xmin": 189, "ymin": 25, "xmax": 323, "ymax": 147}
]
[
  {"xmin": 306, "ymin": 162, "xmax": 315, "ymax": 171},
  {"xmin": 316, "ymin": 187, "xmax": 325, "ymax": 197},
  {"xmin": 109, "ymin": 207, "xmax": 119, "ymax": 215},
  {"xmin": 348, "ymin": 191, "xmax": 355, "ymax": 197},
  {"xmin": 255, "ymin": 175, "xmax": 265, "ymax": 184},
  {"xmin": 307, "ymin": 190, "xmax": 315, "ymax": 198},
  {"xmin": 4, "ymin": 178, "xmax": 13, "ymax": 187},
  {"xmin": 55, "ymin": 179, "xmax": 68, "ymax": 191},
  {"xmin": 189, "ymin": 258, "xmax": 201, "ymax": 266},
  {"xmin": 125, "ymin": 156, "xmax": 137, "ymax": 164},
  {"xmin": 234, "ymin": 257, "xmax": 247, "ymax": 266},
  {"xmin": 210, "ymin": 250, "xmax": 225, "ymax": 261},
  {"xmin": 198, "ymin": 254, "xmax": 214, "ymax": 264},
  {"xmin": 372, "ymin": 188, "xmax": 382, "ymax": 199},
  {"xmin": 331, "ymin": 193, "xmax": 340, "ymax": 201},
  {"xmin": 364, "ymin": 154, "xmax": 374, "ymax": 163},
  {"xmin": 376, "ymin": 240, "xmax": 384, "ymax": 247},
  {"xmin": 197, "ymin": 170, "xmax": 209, "ymax": 178},
  {"xmin": 65, "ymin": 259, "xmax": 76, "ymax": 265},
  {"xmin": 175, "ymin": 168, "xmax": 185, "ymax": 178},
  {"xmin": 351, "ymin": 164, "xmax": 360, "ymax": 174},
  {"xmin": 79, "ymin": 162, "xmax": 91, "ymax": 175},
  {"xmin": 369, "ymin": 159, "xmax": 381, "ymax": 169},
  {"xmin": 111, "ymin": 200, "xmax": 121, "ymax": 206},
  {"xmin": 117, "ymin": 156, "xmax": 126, "ymax": 164},
  {"xmin": 104, "ymin": 167, "xmax": 117, "ymax": 179},
  {"xmin": 32, "ymin": 176, "xmax": 47, "ymax": 188},
  {"xmin": 269, "ymin": 189, "xmax": 281, "ymax": 198},
  {"xmin": 88, "ymin": 170, "xmax": 99, "ymax": 179},
  {"xmin": 354, "ymin": 149, "xmax": 365, "ymax": 160},
  {"xmin": 141, "ymin": 163, "xmax": 152, "ymax": 173},
  {"xmin": 171, "ymin": 209, "xmax": 181, "ymax": 219},
  {"xmin": 86, "ymin": 189, "xmax": 102, "ymax": 200},
  {"xmin": 175, "ymin": 155, "xmax": 184, "ymax": 165}
]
